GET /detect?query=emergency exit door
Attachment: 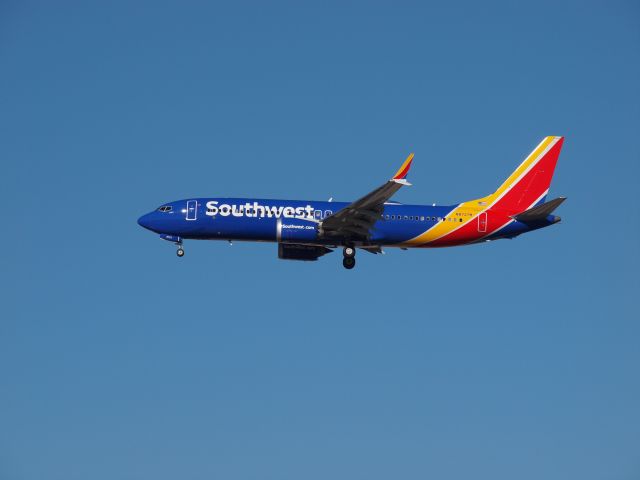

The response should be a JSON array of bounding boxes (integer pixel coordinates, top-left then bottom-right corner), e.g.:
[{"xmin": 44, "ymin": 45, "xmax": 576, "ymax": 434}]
[
  {"xmin": 477, "ymin": 212, "xmax": 487, "ymax": 232},
  {"xmin": 186, "ymin": 200, "xmax": 197, "ymax": 221}
]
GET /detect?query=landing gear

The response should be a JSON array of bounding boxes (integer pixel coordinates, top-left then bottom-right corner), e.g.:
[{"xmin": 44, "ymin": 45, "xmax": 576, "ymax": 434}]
[
  {"xmin": 176, "ymin": 247, "xmax": 185, "ymax": 257},
  {"xmin": 342, "ymin": 246, "xmax": 356, "ymax": 269}
]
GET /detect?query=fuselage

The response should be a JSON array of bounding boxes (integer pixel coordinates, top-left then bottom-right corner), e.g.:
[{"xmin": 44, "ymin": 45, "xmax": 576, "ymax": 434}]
[
  {"xmin": 137, "ymin": 196, "xmax": 559, "ymax": 248},
  {"xmin": 137, "ymin": 137, "xmax": 565, "ymax": 268}
]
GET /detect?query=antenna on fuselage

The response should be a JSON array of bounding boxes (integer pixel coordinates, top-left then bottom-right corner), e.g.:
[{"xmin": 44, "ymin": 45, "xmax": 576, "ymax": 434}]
[{"xmin": 328, "ymin": 197, "xmax": 333, "ymax": 202}]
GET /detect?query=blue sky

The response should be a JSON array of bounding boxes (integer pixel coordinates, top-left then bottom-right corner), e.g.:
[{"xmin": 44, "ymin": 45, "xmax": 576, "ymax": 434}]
[{"xmin": 1, "ymin": 1, "xmax": 638, "ymax": 479}]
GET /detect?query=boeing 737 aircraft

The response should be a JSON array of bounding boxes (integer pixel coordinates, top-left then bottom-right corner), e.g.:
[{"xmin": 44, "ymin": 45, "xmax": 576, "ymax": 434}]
[{"xmin": 138, "ymin": 136, "xmax": 565, "ymax": 269}]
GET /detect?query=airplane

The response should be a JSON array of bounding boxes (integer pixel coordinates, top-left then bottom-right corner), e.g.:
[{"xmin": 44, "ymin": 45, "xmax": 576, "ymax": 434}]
[{"xmin": 138, "ymin": 136, "xmax": 566, "ymax": 269}]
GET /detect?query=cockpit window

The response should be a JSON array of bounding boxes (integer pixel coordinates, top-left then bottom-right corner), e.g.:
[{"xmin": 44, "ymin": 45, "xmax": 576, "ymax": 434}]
[{"xmin": 157, "ymin": 206, "xmax": 172, "ymax": 212}]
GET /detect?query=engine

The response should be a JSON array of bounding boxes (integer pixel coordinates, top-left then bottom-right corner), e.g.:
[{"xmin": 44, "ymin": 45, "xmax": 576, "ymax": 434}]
[
  {"xmin": 278, "ymin": 243, "xmax": 332, "ymax": 261},
  {"xmin": 276, "ymin": 217, "xmax": 329, "ymax": 261},
  {"xmin": 276, "ymin": 217, "xmax": 319, "ymax": 243}
]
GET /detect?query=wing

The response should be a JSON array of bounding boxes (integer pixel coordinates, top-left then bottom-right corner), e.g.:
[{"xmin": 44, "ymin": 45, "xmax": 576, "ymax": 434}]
[{"xmin": 319, "ymin": 153, "xmax": 414, "ymax": 243}]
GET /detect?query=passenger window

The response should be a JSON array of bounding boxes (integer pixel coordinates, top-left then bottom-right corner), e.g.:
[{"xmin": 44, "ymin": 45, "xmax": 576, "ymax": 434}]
[
  {"xmin": 385, "ymin": 215, "xmax": 390, "ymax": 220},
  {"xmin": 403, "ymin": 215, "xmax": 408, "ymax": 220},
  {"xmin": 459, "ymin": 218, "xmax": 463, "ymax": 222},
  {"xmin": 324, "ymin": 210, "xmax": 332, "ymax": 218},
  {"xmin": 420, "ymin": 216, "xmax": 424, "ymax": 221}
]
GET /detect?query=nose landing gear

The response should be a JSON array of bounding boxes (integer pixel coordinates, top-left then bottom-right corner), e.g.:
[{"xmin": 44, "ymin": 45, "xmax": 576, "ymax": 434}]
[
  {"xmin": 158, "ymin": 235, "xmax": 185, "ymax": 257},
  {"xmin": 175, "ymin": 240, "xmax": 185, "ymax": 257},
  {"xmin": 342, "ymin": 246, "xmax": 356, "ymax": 269}
]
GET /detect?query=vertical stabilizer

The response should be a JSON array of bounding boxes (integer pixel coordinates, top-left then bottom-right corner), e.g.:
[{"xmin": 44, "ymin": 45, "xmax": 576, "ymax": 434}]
[{"xmin": 489, "ymin": 136, "xmax": 564, "ymax": 212}]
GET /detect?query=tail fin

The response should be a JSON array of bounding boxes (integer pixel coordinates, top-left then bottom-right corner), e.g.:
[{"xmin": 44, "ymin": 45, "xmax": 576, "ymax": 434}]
[{"xmin": 488, "ymin": 136, "xmax": 564, "ymax": 213}]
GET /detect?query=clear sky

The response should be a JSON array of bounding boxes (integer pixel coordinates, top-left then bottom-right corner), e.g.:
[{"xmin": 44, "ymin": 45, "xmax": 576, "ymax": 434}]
[{"xmin": 1, "ymin": 1, "xmax": 639, "ymax": 479}]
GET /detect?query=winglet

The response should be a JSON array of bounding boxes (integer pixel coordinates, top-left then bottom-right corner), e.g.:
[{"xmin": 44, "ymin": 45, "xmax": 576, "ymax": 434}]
[{"xmin": 392, "ymin": 153, "xmax": 414, "ymax": 181}]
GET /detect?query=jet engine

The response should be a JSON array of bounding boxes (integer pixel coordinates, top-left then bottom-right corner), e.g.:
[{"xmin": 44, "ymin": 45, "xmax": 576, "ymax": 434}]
[
  {"xmin": 276, "ymin": 217, "xmax": 319, "ymax": 243},
  {"xmin": 278, "ymin": 243, "xmax": 332, "ymax": 261}
]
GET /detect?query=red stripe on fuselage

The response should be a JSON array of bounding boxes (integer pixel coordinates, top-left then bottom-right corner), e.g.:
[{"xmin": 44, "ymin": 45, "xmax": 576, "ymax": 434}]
[{"xmin": 427, "ymin": 210, "xmax": 513, "ymax": 247}]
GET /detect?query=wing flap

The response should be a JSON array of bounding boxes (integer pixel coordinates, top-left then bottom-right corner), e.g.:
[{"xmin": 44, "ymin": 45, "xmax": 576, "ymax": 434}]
[{"xmin": 359, "ymin": 245, "xmax": 385, "ymax": 254}]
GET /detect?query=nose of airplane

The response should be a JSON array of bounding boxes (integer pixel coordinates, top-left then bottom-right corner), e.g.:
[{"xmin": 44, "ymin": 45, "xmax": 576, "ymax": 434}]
[{"xmin": 137, "ymin": 213, "xmax": 155, "ymax": 231}]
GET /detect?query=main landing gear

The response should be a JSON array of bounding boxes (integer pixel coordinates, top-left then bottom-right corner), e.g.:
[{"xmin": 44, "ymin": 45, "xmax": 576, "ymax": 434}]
[{"xmin": 342, "ymin": 246, "xmax": 356, "ymax": 270}]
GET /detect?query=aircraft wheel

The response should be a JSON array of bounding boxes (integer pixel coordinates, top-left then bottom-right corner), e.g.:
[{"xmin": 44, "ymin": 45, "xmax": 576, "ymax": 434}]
[
  {"xmin": 177, "ymin": 248, "xmax": 185, "ymax": 257},
  {"xmin": 343, "ymin": 246, "xmax": 355, "ymax": 258},
  {"xmin": 343, "ymin": 257, "xmax": 356, "ymax": 269}
]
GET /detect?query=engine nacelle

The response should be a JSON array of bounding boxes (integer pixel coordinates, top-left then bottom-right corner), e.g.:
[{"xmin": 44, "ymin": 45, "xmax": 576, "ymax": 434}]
[
  {"xmin": 277, "ymin": 217, "xmax": 319, "ymax": 243},
  {"xmin": 278, "ymin": 243, "xmax": 332, "ymax": 261}
]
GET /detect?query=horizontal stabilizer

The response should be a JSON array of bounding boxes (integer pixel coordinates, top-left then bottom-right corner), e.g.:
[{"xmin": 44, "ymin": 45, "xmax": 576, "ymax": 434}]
[{"xmin": 514, "ymin": 197, "xmax": 566, "ymax": 223}]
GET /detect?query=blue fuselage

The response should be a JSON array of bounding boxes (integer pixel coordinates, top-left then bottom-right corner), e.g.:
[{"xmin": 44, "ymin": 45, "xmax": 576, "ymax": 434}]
[{"xmin": 137, "ymin": 197, "xmax": 553, "ymax": 247}]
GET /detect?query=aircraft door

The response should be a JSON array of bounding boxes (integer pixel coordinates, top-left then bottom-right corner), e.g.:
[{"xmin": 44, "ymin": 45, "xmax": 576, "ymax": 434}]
[
  {"xmin": 186, "ymin": 200, "xmax": 197, "ymax": 221},
  {"xmin": 477, "ymin": 212, "xmax": 487, "ymax": 233}
]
